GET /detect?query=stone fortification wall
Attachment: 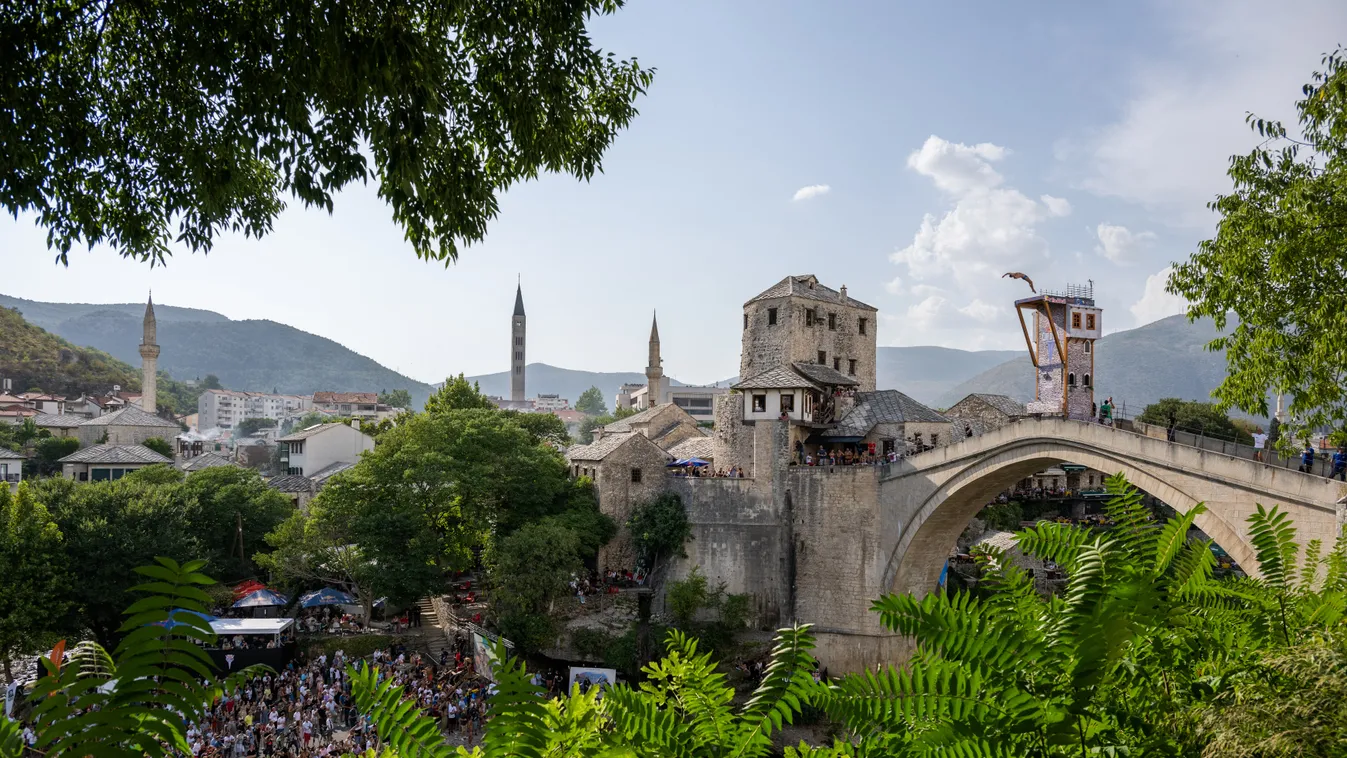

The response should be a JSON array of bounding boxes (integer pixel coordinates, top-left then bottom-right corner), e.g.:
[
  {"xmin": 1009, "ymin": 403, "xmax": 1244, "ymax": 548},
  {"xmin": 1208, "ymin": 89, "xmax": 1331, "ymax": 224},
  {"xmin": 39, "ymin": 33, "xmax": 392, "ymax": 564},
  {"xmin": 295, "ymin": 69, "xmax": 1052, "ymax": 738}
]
[{"xmin": 711, "ymin": 393, "xmax": 753, "ymax": 473}]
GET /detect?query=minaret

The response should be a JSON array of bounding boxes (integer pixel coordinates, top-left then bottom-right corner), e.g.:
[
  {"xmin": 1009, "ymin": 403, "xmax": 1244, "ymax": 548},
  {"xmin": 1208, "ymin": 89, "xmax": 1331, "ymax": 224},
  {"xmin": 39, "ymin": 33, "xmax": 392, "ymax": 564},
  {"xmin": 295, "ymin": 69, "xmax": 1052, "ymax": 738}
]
[
  {"xmin": 510, "ymin": 283, "xmax": 526, "ymax": 402},
  {"xmin": 645, "ymin": 311, "xmax": 663, "ymax": 408},
  {"xmin": 139, "ymin": 293, "xmax": 160, "ymax": 414}
]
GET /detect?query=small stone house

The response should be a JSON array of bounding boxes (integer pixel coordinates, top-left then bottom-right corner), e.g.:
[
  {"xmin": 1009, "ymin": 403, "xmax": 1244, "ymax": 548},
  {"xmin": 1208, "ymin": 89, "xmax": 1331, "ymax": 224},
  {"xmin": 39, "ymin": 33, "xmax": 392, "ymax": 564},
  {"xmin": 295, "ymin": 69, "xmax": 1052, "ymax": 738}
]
[
  {"xmin": 945, "ymin": 393, "xmax": 1027, "ymax": 438},
  {"xmin": 59, "ymin": 443, "xmax": 173, "ymax": 481},
  {"xmin": 32, "ymin": 413, "xmax": 85, "ymax": 439},
  {"xmin": 566, "ymin": 432, "xmax": 672, "ymax": 572},
  {"xmin": 597, "ymin": 402, "xmax": 704, "ymax": 452},
  {"xmin": 821, "ymin": 389, "xmax": 951, "ymax": 455},
  {"xmin": 77, "ymin": 405, "xmax": 181, "ymax": 448}
]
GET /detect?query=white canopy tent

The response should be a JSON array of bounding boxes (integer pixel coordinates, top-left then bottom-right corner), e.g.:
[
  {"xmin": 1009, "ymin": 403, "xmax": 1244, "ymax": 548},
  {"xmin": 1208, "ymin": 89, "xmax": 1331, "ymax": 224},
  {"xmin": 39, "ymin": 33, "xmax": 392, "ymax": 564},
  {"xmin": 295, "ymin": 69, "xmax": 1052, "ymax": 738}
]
[{"xmin": 210, "ymin": 618, "xmax": 295, "ymax": 636}]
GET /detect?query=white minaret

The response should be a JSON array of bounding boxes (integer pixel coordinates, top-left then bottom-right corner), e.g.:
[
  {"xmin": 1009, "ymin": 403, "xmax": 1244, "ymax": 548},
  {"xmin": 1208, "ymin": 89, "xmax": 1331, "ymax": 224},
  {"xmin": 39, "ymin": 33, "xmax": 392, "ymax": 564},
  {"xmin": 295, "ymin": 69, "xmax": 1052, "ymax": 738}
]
[
  {"xmin": 139, "ymin": 294, "xmax": 160, "ymax": 414},
  {"xmin": 645, "ymin": 311, "xmax": 663, "ymax": 408},
  {"xmin": 511, "ymin": 283, "xmax": 526, "ymax": 402}
]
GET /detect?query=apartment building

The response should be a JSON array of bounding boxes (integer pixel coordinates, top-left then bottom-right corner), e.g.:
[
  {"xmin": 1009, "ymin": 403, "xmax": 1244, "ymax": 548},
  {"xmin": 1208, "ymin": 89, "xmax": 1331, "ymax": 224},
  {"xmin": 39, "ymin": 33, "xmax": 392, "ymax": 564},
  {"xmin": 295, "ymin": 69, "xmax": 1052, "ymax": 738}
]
[{"xmin": 197, "ymin": 389, "xmax": 312, "ymax": 430}]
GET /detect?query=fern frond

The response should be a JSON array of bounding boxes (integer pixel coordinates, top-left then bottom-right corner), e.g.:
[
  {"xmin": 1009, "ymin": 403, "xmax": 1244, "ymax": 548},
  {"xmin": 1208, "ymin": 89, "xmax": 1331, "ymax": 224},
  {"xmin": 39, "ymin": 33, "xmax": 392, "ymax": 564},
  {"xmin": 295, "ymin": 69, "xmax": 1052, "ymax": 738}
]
[
  {"xmin": 1014, "ymin": 521, "xmax": 1094, "ymax": 571},
  {"xmin": 730, "ymin": 624, "xmax": 818, "ymax": 758},
  {"xmin": 479, "ymin": 642, "xmax": 553, "ymax": 758},
  {"xmin": 1324, "ymin": 525, "xmax": 1347, "ymax": 591},
  {"xmin": 1152, "ymin": 502, "xmax": 1207, "ymax": 576},
  {"xmin": 349, "ymin": 663, "xmax": 454, "ymax": 758},
  {"xmin": 604, "ymin": 684, "xmax": 699, "ymax": 758},
  {"xmin": 1247, "ymin": 503, "xmax": 1299, "ymax": 589},
  {"xmin": 871, "ymin": 592, "xmax": 1033, "ymax": 671},
  {"xmin": 1167, "ymin": 539, "xmax": 1217, "ymax": 596},
  {"xmin": 1101, "ymin": 473, "xmax": 1158, "ymax": 559},
  {"xmin": 1302, "ymin": 538, "xmax": 1324, "ymax": 589}
]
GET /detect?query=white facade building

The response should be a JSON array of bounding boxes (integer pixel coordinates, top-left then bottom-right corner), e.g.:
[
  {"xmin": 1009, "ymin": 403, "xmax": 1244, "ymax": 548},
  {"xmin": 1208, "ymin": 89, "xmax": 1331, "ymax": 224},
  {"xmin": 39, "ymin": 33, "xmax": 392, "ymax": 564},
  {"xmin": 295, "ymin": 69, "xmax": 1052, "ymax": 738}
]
[
  {"xmin": 534, "ymin": 394, "xmax": 569, "ymax": 411},
  {"xmin": 198, "ymin": 389, "xmax": 311, "ymax": 430},
  {"xmin": 277, "ymin": 422, "xmax": 374, "ymax": 477}
]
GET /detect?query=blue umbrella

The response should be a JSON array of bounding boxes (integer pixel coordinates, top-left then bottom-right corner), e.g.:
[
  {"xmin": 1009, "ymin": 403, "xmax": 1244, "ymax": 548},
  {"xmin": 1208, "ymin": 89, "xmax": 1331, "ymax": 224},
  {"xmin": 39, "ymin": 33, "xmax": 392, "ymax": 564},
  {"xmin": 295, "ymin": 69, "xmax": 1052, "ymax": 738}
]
[
  {"xmin": 154, "ymin": 609, "xmax": 216, "ymax": 630},
  {"xmin": 684, "ymin": 458, "xmax": 711, "ymax": 467},
  {"xmin": 299, "ymin": 588, "xmax": 357, "ymax": 607},
  {"xmin": 232, "ymin": 589, "xmax": 290, "ymax": 608}
]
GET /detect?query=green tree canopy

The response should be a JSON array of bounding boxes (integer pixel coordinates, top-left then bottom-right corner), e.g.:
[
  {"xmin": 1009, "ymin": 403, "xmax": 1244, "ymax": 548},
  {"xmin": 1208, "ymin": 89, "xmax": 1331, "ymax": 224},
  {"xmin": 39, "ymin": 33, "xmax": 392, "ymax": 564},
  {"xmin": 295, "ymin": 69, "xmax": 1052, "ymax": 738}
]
[
  {"xmin": 142, "ymin": 437, "xmax": 173, "ymax": 457},
  {"xmin": 575, "ymin": 386, "xmax": 608, "ymax": 416},
  {"xmin": 425, "ymin": 373, "xmax": 495, "ymax": 413},
  {"xmin": 235, "ymin": 417, "xmax": 277, "ymax": 437},
  {"xmin": 1137, "ymin": 398, "xmax": 1255, "ymax": 444},
  {"xmin": 0, "ymin": 483, "xmax": 70, "ymax": 684},
  {"xmin": 628, "ymin": 491, "xmax": 690, "ymax": 573},
  {"xmin": 503, "ymin": 410, "xmax": 571, "ymax": 447},
  {"xmin": 201, "ymin": 374, "xmax": 222, "ymax": 390},
  {"xmin": 2, "ymin": 0, "xmax": 653, "ymax": 265},
  {"xmin": 378, "ymin": 389, "xmax": 413, "ymax": 409},
  {"xmin": 28, "ymin": 436, "xmax": 80, "ymax": 477},
  {"xmin": 1169, "ymin": 49, "xmax": 1347, "ymax": 440},
  {"xmin": 490, "ymin": 520, "xmax": 583, "ymax": 653},
  {"xmin": 177, "ymin": 466, "xmax": 292, "ymax": 582}
]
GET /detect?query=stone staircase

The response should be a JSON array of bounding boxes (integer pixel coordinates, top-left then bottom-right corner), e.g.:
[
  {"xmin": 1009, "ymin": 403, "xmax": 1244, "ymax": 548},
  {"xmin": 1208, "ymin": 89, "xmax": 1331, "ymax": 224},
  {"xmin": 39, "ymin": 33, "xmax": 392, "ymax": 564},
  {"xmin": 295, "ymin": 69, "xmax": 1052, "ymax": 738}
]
[{"xmin": 417, "ymin": 597, "xmax": 452, "ymax": 661}]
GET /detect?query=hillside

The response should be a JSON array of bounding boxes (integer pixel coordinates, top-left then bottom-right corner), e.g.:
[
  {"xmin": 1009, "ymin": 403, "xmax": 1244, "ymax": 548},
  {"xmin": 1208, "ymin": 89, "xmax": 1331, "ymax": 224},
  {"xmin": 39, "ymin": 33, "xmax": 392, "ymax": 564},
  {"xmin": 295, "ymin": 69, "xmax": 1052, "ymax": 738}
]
[
  {"xmin": 936, "ymin": 315, "xmax": 1236, "ymax": 415},
  {"xmin": 876, "ymin": 346, "xmax": 1021, "ymax": 406},
  {"xmin": 1, "ymin": 295, "xmax": 437, "ymax": 409}
]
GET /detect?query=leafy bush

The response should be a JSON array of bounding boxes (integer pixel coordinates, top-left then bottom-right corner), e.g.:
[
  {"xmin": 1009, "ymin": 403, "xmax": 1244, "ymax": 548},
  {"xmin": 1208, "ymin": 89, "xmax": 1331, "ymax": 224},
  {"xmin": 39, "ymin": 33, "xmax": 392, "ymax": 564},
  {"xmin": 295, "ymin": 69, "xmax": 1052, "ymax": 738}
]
[
  {"xmin": 978, "ymin": 500, "xmax": 1023, "ymax": 531},
  {"xmin": 628, "ymin": 491, "xmax": 690, "ymax": 571}
]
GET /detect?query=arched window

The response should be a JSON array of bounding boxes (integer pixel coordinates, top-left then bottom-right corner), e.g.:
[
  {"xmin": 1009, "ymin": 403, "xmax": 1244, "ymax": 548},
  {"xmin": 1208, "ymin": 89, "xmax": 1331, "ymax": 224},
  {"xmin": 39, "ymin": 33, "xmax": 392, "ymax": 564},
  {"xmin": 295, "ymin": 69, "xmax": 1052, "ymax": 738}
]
[
  {"xmin": 1068, "ymin": 372, "xmax": 1076, "ymax": 387},
  {"xmin": 1083, "ymin": 374, "xmax": 1092, "ymax": 388}
]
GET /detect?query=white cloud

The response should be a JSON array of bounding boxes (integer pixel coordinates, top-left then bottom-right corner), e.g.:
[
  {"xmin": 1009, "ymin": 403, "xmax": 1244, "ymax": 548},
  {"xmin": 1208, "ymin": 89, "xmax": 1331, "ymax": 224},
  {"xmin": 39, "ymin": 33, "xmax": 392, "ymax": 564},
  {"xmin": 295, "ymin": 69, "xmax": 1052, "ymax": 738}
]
[
  {"xmin": 1130, "ymin": 266, "xmax": 1189, "ymax": 325},
  {"xmin": 1041, "ymin": 195, "xmax": 1072, "ymax": 217},
  {"xmin": 910, "ymin": 284, "xmax": 947, "ymax": 298},
  {"xmin": 884, "ymin": 276, "xmax": 904, "ymax": 294},
  {"xmin": 906, "ymin": 136, "xmax": 1008, "ymax": 194},
  {"xmin": 958, "ymin": 299, "xmax": 1001, "ymax": 323},
  {"xmin": 1094, "ymin": 223, "xmax": 1156, "ymax": 264},
  {"xmin": 1068, "ymin": 0, "xmax": 1347, "ymax": 226},
  {"xmin": 907, "ymin": 295, "xmax": 949, "ymax": 328},
  {"xmin": 791, "ymin": 184, "xmax": 831, "ymax": 201}
]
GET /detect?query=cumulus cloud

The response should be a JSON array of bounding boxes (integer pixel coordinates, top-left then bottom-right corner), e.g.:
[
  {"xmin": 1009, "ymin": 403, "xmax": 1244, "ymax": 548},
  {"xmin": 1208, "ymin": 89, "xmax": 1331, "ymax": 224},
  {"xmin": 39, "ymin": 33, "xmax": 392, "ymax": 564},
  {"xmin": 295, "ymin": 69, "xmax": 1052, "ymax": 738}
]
[
  {"xmin": 1130, "ymin": 266, "xmax": 1189, "ymax": 325},
  {"xmin": 792, "ymin": 184, "xmax": 831, "ymax": 201},
  {"xmin": 1041, "ymin": 195, "xmax": 1072, "ymax": 217},
  {"xmin": 884, "ymin": 276, "xmax": 904, "ymax": 294},
  {"xmin": 1094, "ymin": 223, "xmax": 1156, "ymax": 264},
  {"xmin": 958, "ymin": 299, "xmax": 1001, "ymax": 323},
  {"xmin": 907, "ymin": 295, "xmax": 949, "ymax": 328},
  {"xmin": 1067, "ymin": 1, "xmax": 1347, "ymax": 226}
]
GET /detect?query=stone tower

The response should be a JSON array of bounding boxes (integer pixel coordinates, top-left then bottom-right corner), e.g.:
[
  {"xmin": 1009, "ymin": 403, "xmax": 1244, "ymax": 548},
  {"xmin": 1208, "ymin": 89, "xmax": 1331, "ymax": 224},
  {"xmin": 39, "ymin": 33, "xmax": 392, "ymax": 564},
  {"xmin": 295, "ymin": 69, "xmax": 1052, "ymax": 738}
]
[
  {"xmin": 511, "ymin": 284, "xmax": 526, "ymax": 402},
  {"xmin": 738, "ymin": 275, "xmax": 878, "ymax": 391},
  {"xmin": 1014, "ymin": 283, "xmax": 1101, "ymax": 420},
  {"xmin": 646, "ymin": 312, "xmax": 663, "ymax": 407},
  {"xmin": 139, "ymin": 294, "xmax": 160, "ymax": 414}
]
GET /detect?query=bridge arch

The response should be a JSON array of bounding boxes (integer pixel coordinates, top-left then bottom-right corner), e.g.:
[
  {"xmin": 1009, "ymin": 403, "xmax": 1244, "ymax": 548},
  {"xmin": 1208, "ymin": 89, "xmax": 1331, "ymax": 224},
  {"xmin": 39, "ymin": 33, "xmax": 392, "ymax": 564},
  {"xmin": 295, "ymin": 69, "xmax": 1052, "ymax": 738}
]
[{"xmin": 878, "ymin": 418, "xmax": 1341, "ymax": 599}]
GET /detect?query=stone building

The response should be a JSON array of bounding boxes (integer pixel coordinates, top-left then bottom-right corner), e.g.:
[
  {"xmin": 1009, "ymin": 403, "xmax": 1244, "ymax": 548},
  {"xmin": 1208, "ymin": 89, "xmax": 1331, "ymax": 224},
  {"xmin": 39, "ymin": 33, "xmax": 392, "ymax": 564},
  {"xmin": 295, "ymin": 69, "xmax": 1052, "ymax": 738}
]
[
  {"xmin": 77, "ymin": 405, "xmax": 181, "ymax": 447},
  {"xmin": 59, "ymin": 443, "xmax": 173, "ymax": 481},
  {"xmin": 595, "ymin": 402, "xmax": 707, "ymax": 452},
  {"xmin": 511, "ymin": 284, "xmax": 526, "ymax": 403},
  {"xmin": 1014, "ymin": 284, "xmax": 1100, "ymax": 419},
  {"xmin": 945, "ymin": 393, "xmax": 1027, "ymax": 438},
  {"xmin": 740, "ymin": 275, "xmax": 878, "ymax": 392},
  {"xmin": 566, "ymin": 432, "xmax": 672, "ymax": 571}
]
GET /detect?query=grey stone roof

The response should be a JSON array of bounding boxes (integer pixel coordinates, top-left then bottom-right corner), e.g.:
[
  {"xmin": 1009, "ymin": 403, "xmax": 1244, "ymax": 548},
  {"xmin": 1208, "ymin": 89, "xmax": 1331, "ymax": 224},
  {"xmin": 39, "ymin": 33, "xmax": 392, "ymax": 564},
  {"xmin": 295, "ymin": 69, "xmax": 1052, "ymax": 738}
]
[
  {"xmin": 824, "ymin": 390, "xmax": 949, "ymax": 438},
  {"xmin": 33, "ymin": 413, "xmax": 87, "ymax": 428},
  {"xmin": 179, "ymin": 452, "xmax": 239, "ymax": 472},
  {"xmin": 791, "ymin": 362, "xmax": 860, "ymax": 387},
  {"xmin": 972, "ymin": 393, "xmax": 1027, "ymax": 417},
  {"xmin": 602, "ymin": 406, "xmax": 662, "ymax": 433},
  {"xmin": 58, "ymin": 443, "xmax": 173, "ymax": 465},
  {"xmin": 566, "ymin": 432, "xmax": 657, "ymax": 463},
  {"xmin": 278, "ymin": 422, "xmax": 351, "ymax": 442},
  {"xmin": 666, "ymin": 435, "xmax": 715, "ymax": 461},
  {"xmin": 79, "ymin": 405, "xmax": 179, "ymax": 429},
  {"xmin": 0, "ymin": 448, "xmax": 23, "ymax": 459},
  {"xmin": 745, "ymin": 275, "xmax": 877, "ymax": 312},
  {"xmin": 733, "ymin": 366, "xmax": 820, "ymax": 391},
  {"xmin": 310, "ymin": 461, "xmax": 356, "ymax": 485},
  {"xmin": 267, "ymin": 474, "xmax": 316, "ymax": 494}
]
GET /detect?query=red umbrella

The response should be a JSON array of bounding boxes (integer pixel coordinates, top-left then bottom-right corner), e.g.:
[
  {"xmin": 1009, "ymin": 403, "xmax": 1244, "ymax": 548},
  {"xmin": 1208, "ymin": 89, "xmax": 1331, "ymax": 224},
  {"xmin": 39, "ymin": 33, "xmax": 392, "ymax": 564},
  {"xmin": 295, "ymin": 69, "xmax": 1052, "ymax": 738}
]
[{"xmin": 232, "ymin": 580, "xmax": 267, "ymax": 599}]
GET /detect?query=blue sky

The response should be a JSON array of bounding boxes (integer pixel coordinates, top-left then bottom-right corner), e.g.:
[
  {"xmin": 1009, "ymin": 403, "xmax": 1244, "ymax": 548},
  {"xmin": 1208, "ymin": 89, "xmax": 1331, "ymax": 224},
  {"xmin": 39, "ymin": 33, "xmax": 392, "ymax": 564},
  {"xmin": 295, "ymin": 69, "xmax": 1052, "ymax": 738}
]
[{"xmin": 2, "ymin": 0, "xmax": 1343, "ymax": 387}]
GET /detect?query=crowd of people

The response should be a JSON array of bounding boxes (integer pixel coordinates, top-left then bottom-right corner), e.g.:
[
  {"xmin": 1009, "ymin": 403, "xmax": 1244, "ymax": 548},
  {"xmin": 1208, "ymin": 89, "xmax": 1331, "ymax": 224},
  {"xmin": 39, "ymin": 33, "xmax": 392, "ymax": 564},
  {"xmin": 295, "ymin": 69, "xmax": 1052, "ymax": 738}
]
[
  {"xmin": 794, "ymin": 440, "xmax": 901, "ymax": 467},
  {"xmin": 294, "ymin": 607, "xmax": 368, "ymax": 637},
  {"xmin": 670, "ymin": 465, "xmax": 746, "ymax": 478}
]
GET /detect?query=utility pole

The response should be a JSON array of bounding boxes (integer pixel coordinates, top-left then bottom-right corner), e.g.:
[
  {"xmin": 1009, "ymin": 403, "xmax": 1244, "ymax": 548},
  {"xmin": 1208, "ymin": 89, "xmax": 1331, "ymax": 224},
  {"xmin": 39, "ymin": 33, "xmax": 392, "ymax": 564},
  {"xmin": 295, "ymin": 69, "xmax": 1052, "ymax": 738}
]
[{"xmin": 236, "ymin": 512, "xmax": 245, "ymax": 566}]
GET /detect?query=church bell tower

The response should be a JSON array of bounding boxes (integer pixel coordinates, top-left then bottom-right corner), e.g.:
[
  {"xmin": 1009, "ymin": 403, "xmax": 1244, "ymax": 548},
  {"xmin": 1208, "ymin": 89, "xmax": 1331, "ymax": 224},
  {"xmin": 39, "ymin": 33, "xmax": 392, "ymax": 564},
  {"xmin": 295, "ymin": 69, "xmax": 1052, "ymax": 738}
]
[{"xmin": 511, "ymin": 284, "xmax": 526, "ymax": 402}]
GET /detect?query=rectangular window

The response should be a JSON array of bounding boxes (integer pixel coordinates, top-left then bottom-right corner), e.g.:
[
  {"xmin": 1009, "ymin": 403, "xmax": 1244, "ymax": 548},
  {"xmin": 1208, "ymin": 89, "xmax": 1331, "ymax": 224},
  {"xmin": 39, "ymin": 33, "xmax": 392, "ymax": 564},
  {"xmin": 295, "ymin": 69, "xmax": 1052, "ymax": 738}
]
[
  {"xmin": 631, "ymin": 468, "xmax": 642, "ymax": 483},
  {"xmin": 833, "ymin": 357, "xmax": 841, "ymax": 371},
  {"xmin": 805, "ymin": 309, "xmax": 815, "ymax": 326},
  {"xmin": 858, "ymin": 318, "xmax": 867, "ymax": 335},
  {"xmin": 744, "ymin": 313, "xmax": 748, "ymax": 330},
  {"xmin": 780, "ymin": 393, "xmax": 794, "ymax": 412},
  {"xmin": 828, "ymin": 313, "xmax": 836, "ymax": 330},
  {"xmin": 848, "ymin": 359, "xmax": 857, "ymax": 375},
  {"xmin": 931, "ymin": 434, "xmax": 939, "ymax": 447},
  {"xmin": 818, "ymin": 350, "xmax": 826, "ymax": 364},
  {"xmin": 515, "ymin": 351, "xmax": 522, "ymax": 360},
  {"xmin": 515, "ymin": 366, "xmax": 522, "ymax": 374},
  {"xmin": 1086, "ymin": 313, "xmax": 1096, "ymax": 330},
  {"xmin": 752, "ymin": 394, "xmax": 767, "ymax": 413},
  {"xmin": 767, "ymin": 307, "xmax": 778, "ymax": 325},
  {"xmin": 1071, "ymin": 312, "xmax": 1082, "ymax": 329}
]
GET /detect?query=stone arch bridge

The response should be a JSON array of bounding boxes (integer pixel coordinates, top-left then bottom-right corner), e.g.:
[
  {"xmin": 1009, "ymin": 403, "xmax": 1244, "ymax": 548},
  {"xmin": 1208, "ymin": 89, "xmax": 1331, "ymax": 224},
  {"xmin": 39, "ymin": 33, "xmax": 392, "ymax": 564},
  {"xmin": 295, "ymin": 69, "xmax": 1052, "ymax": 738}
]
[{"xmin": 671, "ymin": 417, "xmax": 1345, "ymax": 674}]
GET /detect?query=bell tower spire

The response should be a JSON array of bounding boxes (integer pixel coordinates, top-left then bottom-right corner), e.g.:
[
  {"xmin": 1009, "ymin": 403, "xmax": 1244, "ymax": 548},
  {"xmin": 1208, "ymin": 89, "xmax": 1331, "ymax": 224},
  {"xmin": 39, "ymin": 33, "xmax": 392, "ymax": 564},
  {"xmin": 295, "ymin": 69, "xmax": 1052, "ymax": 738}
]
[
  {"xmin": 510, "ymin": 282, "xmax": 526, "ymax": 403},
  {"xmin": 645, "ymin": 311, "xmax": 663, "ymax": 408},
  {"xmin": 138, "ymin": 292, "xmax": 160, "ymax": 414}
]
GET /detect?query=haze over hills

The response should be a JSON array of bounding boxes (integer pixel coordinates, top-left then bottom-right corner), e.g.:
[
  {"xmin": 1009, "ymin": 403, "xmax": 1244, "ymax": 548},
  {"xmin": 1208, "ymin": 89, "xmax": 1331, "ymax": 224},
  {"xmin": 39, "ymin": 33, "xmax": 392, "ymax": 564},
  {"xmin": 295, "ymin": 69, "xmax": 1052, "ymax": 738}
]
[
  {"xmin": 2, "ymin": 293, "xmax": 1239, "ymax": 417},
  {"xmin": 936, "ymin": 314, "xmax": 1234, "ymax": 415}
]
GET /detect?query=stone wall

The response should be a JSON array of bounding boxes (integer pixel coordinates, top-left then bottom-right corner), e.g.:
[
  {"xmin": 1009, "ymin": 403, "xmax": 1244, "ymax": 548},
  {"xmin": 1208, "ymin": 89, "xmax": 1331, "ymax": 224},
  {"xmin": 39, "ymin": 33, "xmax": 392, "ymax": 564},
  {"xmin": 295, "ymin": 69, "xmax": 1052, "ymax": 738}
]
[
  {"xmin": 945, "ymin": 396, "xmax": 1013, "ymax": 432},
  {"xmin": 711, "ymin": 393, "xmax": 754, "ymax": 473},
  {"xmin": 740, "ymin": 295, "xmax": 877, "ymax": 391},
  {"xmin": 1029, "ymin": 305, "xmax": 1066, "ymax": 413},
  {"xmin": 1065, "ymin": 337, "xmax": 1095, "ymax": 421},
  {"xmin": 593, "ymin": 437, "xmax": 672, "ymax": 573}
]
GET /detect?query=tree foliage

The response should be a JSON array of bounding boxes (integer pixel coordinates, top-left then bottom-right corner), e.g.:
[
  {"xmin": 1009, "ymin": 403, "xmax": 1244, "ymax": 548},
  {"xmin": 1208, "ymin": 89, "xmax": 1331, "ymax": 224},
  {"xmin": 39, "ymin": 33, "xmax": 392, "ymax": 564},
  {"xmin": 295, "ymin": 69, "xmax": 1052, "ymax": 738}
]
[
  {"xmin": 28, "ymin": 436, "xmax": 80, "ymax": 477},
  {"xmin": 628, "ymin": 491, "xmax": 690, "ymax": 573},
  {"xmin": 378, "ymin": 389, "xmax": 413, "ymax": 409},
  {"xmin": 141, "ymin": 437, "xmax": 173, "ymax": 458},
  {"xmin": 234, "ymin": 417, "xmax": 277, "ymax": 437},
  {"xmin": 425, "ymin": 373, "xmax": 495, "ymax": 414},
  {"xmin": 1169, "ymin": 48, "xmax": 1347, "ymax": 441},
  {"xmin": 0, "ymin": 483, "xmax": 70, "ymax": 684},
  {"xmin": 1, "ymin": 0, "xmax": 653, "ymax": 265},
  {"xmin": 575, "ymin": 386, "xmax": 608, "ymax": 416},
  {"xmin": 1138, "ymin": 397, "xmax": 1254, "ymax": 444}
]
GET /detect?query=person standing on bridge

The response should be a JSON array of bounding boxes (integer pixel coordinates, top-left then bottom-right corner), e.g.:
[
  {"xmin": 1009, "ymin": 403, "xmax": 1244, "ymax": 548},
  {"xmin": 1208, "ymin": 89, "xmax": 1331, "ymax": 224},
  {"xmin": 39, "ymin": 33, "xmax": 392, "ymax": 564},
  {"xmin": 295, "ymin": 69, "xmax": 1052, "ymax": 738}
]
[
  {"xmin": 1333, "ymin": 446, "xmax": 1347, "ymax": 481},
  {"xmin": 1101, "ymin": 398, "xmax": 1114, "ymax": 427},
  {"xmin": 1300, "ymin": 443, "xmax": 1316, "ymax": 474},
  {"xmin": 1252, "ymin": 428, "xmax": 1268, "ymax": 462}
]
